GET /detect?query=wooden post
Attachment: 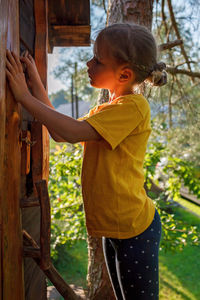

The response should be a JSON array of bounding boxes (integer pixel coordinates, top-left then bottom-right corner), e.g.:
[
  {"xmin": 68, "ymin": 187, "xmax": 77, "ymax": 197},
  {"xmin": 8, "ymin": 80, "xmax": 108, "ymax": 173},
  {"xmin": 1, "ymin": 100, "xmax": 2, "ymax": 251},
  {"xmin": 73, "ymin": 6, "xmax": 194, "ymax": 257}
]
[
  {"xmin": 0, "ymin": 1, "xmax": 9, "ymax": 298},
  {"xmin": 32, "ymin": 0, "xmax": 49, "ymax": 193},
  {"xmin": 0, "ymin": 0, "xmax": 25, "ymax": 299}
]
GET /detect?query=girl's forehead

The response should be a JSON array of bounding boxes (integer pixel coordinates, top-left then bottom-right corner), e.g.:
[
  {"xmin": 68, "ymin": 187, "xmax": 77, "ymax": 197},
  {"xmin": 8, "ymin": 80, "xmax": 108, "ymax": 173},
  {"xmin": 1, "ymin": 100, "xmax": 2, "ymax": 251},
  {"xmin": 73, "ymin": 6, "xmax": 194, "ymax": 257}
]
[{"xmin": 94, "ymin": 39, "xmax": 110, "ymax": 59}]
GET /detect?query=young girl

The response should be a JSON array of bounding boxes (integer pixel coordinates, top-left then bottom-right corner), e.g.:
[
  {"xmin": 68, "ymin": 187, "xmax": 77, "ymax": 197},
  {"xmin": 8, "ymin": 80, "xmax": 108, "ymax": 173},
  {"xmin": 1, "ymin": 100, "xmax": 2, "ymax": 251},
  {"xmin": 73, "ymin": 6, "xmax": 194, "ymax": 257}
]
[{"xmin": 6, "ymin": 23, "xmax": 166, "ymax": 300}]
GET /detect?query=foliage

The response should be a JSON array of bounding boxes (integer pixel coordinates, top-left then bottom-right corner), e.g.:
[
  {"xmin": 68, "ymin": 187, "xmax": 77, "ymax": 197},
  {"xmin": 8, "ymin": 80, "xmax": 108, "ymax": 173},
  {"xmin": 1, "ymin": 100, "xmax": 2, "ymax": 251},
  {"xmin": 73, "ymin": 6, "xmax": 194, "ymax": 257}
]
[
  {"xmin": 144, "ymin": 125, "xmax": 200, "ymax": 252},
  {"xmin": 48, "ymin": 143, "xmax": 86, "ymax": 259}
]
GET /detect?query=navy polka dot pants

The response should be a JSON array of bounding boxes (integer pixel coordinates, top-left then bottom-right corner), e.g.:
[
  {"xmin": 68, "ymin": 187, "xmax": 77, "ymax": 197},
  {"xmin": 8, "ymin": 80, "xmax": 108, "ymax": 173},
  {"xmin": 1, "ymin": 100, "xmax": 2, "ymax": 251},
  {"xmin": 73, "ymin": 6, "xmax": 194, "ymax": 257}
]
[{"xmin": 102, "ymin": 209, "xmax": 162, "ymax": 300}]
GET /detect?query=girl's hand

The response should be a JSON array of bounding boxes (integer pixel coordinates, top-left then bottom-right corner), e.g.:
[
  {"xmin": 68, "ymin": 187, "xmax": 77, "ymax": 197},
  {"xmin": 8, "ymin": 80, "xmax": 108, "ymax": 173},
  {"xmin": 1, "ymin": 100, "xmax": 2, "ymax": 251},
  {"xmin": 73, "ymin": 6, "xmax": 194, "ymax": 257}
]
[
  {"xmin": 6, "ymin": 50, "xmax": 30, "ymax": 103},
  {"xmin": 20, "ymin": 51, "xmax": 43, "ymax": 90}
]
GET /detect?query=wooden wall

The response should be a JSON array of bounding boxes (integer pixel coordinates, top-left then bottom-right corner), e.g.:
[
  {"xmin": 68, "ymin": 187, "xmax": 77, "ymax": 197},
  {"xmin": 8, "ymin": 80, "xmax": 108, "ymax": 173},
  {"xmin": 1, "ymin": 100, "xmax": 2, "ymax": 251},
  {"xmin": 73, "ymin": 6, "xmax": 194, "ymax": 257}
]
[
  {"xmin": 0, "ymin": 0, "xmax": 49, "ymax": 299},
  {"xmin": 0, "ymin": 0, "xmax": 25, "ymax": 299},
  {"xmin": 20, "ymin": 0, "xmax": 49, "ymax": 299}
]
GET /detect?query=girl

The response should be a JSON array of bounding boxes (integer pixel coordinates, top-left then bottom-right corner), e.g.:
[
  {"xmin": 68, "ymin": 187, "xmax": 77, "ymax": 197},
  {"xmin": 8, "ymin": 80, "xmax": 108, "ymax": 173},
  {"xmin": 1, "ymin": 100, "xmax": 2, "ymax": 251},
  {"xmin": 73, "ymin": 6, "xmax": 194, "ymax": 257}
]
[{"xmin": 6, "ymin": 23, "xmax": 166, "ymax": 300}]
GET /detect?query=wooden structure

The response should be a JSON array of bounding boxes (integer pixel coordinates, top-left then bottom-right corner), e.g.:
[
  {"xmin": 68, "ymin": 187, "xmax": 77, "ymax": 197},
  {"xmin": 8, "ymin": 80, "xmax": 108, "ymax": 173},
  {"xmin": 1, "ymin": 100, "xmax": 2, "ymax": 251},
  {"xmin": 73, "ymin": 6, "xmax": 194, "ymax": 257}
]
[{"xmin": 0, "ymin": 0, "xmax": 90, "ymax": 299}]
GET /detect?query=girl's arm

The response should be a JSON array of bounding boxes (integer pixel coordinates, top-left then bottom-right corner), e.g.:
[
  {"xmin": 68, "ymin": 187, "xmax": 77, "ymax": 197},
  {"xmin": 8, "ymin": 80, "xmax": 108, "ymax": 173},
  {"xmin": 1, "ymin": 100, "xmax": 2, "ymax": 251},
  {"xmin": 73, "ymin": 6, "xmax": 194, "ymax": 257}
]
[
  {"xmin": 20, "ymin": 52, "xmax": 67, "ymax": 142},
  {"xmin": 6, "ymin": 50, "xmax": 101, "ymax": 143}
]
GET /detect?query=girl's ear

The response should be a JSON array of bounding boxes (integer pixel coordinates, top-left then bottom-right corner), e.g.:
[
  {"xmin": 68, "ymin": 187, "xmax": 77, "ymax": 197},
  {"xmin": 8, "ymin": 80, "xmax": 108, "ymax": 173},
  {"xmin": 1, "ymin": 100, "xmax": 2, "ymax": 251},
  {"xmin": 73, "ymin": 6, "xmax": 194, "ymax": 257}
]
[{"xmin": 119, "ymin": 67, "xmax": 135, "ymax": 83}]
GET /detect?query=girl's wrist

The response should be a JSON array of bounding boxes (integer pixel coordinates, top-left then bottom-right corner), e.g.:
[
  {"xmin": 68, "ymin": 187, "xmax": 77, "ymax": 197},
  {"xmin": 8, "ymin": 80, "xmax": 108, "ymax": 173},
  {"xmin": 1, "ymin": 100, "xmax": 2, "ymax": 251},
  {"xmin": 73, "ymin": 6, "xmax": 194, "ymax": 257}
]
[
  {"xmin": 31, "ymin": 80, "xmax": 46, "ymax": 94},
  {"xmin": 18, "ymin": 90, "xmax": 32, "ymax": 104}
]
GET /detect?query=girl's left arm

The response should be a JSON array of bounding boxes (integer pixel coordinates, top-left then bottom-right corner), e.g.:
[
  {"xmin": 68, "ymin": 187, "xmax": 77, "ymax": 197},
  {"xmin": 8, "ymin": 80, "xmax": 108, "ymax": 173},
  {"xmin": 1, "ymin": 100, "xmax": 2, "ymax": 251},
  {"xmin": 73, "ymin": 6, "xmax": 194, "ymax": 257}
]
[{"xmin": 5, "ymin": 50, "xmax": 101, "ymax": 143}]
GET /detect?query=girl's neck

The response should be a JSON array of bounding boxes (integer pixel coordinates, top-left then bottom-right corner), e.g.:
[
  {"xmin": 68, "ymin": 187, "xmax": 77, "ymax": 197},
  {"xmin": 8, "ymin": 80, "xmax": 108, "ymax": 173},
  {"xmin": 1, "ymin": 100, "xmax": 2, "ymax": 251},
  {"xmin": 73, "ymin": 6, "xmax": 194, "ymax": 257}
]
[{"xmin": 109, "ymin": 86, "xmax": 135, "ymax": 103}]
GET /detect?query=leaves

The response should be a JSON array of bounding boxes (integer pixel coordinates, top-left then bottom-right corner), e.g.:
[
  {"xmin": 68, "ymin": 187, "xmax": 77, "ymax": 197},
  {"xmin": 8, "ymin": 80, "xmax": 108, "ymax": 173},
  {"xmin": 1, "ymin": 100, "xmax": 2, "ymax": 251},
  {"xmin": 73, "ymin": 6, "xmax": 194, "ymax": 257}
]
[
  {"xmin": 144, "ymin": 131, "xmax": 200, "ymax": 252},
  {"xmin": 48, "ymin": 144, "xmax": 86, "ymax": 259}
]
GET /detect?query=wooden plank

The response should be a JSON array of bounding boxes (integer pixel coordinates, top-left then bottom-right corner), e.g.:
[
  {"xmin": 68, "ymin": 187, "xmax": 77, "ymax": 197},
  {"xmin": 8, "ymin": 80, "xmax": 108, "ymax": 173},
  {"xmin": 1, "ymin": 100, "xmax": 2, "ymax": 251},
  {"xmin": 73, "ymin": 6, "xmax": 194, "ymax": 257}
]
[
  {"xmin": 22, "ymin": 2, "xmax": 49, "ymax": 298},
  {"xmin": 35, "ymin": 180, "xmax": 51, "ymax": 271},
  {"xmin": 20, "ymin": 196, "xmax": 40, "ymax": 208},
  {"xmin": 0, "ymin": 1, "xmax": 10, "ymax": 298},
  {"xmin": 48, "ymin": 0, "xmax": 91, "ymax": 51},
  {"xmin": 49, "ymin": 25, "xmax": 91, "ymax": 49},
  {"xmin": 1, "ymin": 0, "xmax": 25, "ymax": 299},
  {"xmin": 19, "ymin": 0, "xmax": 35, "ymax": 54},
  {"xmin": 32, "ymin": 0, "xmax": 49, "ymax": 194},
  {"xmin": 48, "ymin": 0, "xmax": 90, "ymax": 26},
  {"xmin": 23, "ymin": 232, "xmax": 81, "ymax": 300}
]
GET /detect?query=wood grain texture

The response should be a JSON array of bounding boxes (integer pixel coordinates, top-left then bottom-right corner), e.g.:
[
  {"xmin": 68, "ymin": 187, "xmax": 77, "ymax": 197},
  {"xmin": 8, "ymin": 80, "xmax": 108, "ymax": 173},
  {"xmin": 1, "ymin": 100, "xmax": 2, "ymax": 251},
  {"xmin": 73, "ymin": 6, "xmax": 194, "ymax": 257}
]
[
  {"xmin": 32, "ymin": 0, "xmax": 49, "ymax": 194},
  {"xmin": 35, "ymin": 180, "xmax": 51, "ymax": 271},
  {"xmin": 48, "ymin": 0, "xmax": 91, "ymax": 51},
  {"xmin": 49, "ymin": 25, "xmax": 91, "ymax": 48},
  {"xmin": 19, "ymin": 0, "xmax": 35, "ymax": 55},
  {"xmin": 0, "ymin": 0, "xmax": 25, "ymax": 299},
  {"xmin": 48, "ymin": 0, "xmax": 90, "ymax": 25},
  {"xmin": 0, "ymin": 2, "xmax": 9, "ymax": 298}
]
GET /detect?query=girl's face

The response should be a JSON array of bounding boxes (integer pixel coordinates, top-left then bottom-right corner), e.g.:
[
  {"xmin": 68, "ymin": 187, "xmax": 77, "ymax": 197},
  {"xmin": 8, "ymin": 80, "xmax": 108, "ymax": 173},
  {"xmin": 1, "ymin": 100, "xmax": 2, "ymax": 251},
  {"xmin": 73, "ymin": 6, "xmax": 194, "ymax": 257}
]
[{"xmin": 86, "ymin": 40, "xmax": 120, "ymax": 91}]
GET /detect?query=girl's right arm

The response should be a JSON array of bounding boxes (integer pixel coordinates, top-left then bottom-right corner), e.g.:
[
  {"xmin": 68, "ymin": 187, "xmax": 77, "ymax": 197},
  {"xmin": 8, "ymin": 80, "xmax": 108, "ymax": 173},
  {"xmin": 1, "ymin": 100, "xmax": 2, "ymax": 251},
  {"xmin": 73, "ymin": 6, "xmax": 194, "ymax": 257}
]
[
  {"xmin": 6, "ymin": 50, "xmax": 101, "ymax": 144},
  {"xmin": 20, "ymin": 53, "xmax": 65, "ymax": 142}
]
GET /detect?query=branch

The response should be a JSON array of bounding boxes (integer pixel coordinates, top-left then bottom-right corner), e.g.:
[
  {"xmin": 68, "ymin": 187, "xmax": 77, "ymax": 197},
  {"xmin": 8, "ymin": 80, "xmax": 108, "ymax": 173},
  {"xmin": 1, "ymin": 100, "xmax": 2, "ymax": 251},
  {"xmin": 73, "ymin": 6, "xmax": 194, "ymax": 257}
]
[
  {"xmin": 166, "ymin": 67, "xmax": 200, "ymax": 78},
  {"xmin": 159, "ymin": 39, "xmax": 183, "ymax": 51},
  {"xmin": 167, "ymin": 0, "xmax": 193, "ymax": 77}
]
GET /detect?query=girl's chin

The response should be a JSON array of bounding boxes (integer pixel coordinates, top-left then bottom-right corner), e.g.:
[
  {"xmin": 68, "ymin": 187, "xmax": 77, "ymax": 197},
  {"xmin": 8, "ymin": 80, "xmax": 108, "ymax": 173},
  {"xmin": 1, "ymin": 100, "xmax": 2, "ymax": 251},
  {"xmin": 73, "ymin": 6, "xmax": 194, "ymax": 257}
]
[{"xmin": 89, "ymin": 80, "xmax": 105, "ymax": 89}]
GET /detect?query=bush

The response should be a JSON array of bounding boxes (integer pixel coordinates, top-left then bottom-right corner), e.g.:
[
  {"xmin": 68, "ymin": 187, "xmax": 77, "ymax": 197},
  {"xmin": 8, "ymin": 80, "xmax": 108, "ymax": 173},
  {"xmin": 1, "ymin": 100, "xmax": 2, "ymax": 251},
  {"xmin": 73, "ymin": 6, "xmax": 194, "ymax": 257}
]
[{"xmin": 48, "ymin": 143, "xmax": 86, "ymax": 259}]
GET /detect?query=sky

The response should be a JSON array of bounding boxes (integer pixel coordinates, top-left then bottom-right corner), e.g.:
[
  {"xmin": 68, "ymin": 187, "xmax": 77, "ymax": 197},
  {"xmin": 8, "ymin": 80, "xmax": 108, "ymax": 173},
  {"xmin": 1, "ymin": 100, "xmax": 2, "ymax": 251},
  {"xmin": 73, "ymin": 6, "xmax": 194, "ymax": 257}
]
[
  {"xmin": 47, "ymin": 47, "xmax": 69, "ymax": 94},
  {"xmin": 47, "ymin": 4, "xmax": 105, "ymax": 95}
]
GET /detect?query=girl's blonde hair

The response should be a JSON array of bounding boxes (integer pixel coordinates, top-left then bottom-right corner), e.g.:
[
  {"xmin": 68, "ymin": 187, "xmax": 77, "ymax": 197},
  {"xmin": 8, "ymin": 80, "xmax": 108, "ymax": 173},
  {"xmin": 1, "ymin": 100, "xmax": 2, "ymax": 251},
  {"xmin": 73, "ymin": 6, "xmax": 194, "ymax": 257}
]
[{"xmin": 96, "ymin": 23, "xmax": 167, "ymax": 87}]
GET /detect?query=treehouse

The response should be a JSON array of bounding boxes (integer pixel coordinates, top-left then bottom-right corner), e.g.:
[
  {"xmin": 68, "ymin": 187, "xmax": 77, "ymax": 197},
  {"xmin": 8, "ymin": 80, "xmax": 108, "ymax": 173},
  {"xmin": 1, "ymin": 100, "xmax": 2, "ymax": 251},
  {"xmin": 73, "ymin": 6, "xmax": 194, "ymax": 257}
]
[{"xmin": 0, "ymin": 0, "xmax": 90, "ymax": 299}]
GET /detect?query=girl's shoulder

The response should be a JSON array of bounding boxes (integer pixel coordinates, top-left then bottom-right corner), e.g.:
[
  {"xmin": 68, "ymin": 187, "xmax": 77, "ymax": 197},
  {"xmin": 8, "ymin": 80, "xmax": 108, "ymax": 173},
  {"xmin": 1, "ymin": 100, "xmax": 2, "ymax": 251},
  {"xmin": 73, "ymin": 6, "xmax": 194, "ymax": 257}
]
[{"xmin": 113, "ymin": 94, "xmax": 150, "ymax": 117}]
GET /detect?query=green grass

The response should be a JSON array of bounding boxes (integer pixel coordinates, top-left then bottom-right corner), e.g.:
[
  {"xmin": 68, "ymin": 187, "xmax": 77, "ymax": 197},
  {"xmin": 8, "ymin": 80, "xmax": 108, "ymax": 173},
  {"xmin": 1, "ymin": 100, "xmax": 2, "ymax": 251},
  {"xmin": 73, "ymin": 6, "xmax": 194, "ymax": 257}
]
[
  {"xmin": 50, "ymin": 197, "xmax": 200, "ymax": 299},
  {"xmin": 159, "ymin": 201, "xmax": 200, "ymax": 300},
  {"xmin": 52, "ymin": 240, "xmax": 88, "ymax": 288},
  {"xmin": 159, "ymin": 243, "xmax": 200, "ymax": 300}
]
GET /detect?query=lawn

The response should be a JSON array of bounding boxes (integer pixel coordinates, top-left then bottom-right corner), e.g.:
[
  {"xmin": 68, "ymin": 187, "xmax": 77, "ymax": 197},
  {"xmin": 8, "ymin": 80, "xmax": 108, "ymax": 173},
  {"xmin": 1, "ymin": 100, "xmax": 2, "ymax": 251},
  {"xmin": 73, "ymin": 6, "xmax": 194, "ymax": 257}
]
[{"xmin": 50, "ymin": 198, "xmax": 200, "ymax": 299}]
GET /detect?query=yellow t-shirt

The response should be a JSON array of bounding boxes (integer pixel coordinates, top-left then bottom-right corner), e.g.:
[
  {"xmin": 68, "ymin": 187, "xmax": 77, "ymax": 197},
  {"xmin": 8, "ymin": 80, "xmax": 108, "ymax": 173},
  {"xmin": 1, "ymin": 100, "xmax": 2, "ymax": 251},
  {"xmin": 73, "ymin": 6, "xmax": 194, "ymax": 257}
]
[{"xmin": 81, "ymin": 94, "xmax": 155, "ymax": 238}]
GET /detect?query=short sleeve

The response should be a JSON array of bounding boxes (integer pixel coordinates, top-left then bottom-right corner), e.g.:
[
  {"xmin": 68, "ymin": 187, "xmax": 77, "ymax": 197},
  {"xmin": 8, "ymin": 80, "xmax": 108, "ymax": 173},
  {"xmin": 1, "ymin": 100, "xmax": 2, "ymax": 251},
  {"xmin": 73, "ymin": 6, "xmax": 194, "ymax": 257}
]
[{"xmin": 85, "ymin": 100, "xmax": 144, "ymax": 150}]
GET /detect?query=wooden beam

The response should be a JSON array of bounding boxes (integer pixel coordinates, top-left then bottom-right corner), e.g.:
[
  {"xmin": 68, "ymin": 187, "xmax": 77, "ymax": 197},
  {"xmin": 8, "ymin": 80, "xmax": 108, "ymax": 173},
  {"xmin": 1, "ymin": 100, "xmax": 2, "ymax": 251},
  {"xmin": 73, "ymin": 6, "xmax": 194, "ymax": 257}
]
[
  {"xmin": 23, "ymin": 232, "xmax": 82, "ymax": 299},
  {"xmin": 32, "ymin": 0, "xmax": 49, "ymax": 194},
  {"xmin": 35, "ymin": 180, "xmax": 51, "ymax": 271},
  {"xmin": 49, "ymin": 25, "xmax": 91, "ymax": 51},
  {"xmin": 1, "ymin": 0, "xmax": 25, "ymax": 299},
  {"xmin": 20, "ymin": 196, "xmax": 40, "ymax": 208},
  {"xmin": 0, "ymin": 1, "xmax": 9, "ymax": 298}
]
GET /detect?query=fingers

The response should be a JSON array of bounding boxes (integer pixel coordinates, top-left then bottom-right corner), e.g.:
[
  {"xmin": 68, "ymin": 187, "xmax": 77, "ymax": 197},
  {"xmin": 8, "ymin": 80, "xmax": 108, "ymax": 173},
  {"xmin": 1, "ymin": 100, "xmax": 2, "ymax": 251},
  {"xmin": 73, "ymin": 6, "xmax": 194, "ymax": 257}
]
[
  {"xmin": 20, "ymin": 51, "xmax": 35, "ymax": 64},
  {"xmin": 12, "ymin": 51, "xmax": 24, "ymax": 72},
  {"xmin": 6, "ymin": 50, "xmax": 23, "ymax": 74},
  {"xmin": 5, "ymin": 68, "xmax": 13, "ymax": 81}
]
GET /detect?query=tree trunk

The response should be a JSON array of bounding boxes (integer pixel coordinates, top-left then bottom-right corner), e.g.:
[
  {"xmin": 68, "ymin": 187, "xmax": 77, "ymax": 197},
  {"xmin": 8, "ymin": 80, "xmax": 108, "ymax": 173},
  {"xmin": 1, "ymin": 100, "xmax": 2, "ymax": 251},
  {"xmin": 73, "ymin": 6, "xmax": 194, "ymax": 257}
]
[
  {"xmin": 108, "ymin": 0, "xmax": 153, "ymax": 29},
  {"xmin": 87, "ymin": 1, "xmax": 154, "ymax": 299}
]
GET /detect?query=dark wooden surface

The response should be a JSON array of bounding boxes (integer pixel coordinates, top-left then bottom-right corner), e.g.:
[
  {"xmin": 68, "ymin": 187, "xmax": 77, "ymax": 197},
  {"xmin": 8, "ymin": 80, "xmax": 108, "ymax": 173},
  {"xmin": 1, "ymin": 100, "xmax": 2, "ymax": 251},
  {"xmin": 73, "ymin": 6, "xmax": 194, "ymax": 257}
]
[
  {"xmin": 32, "ymin": 0, "xmax": 49, "ymax": 191},
  {"xmin": 48, "ymin": 0, "xmax": 91, "ymax": 51},
  {"xmin": 0, "ymin": 0, "xmax": 25, "ymax": 299},
  {"xmin": 19, "ymin": 0, "xmax": 35, "ymax": 55},
  {"xmin": 0, "ymin": 0, "xmax": 9, "ymax": 296},
  {"xmin": 19, "ymin": 0, "xmax": 48, "ymax": 299},
  {"xmin": 48, "ymin": 0, "xmax": 90, "ymax": 25},
  {"xmin": 35, "ymin": 181, "xmax": 51, "ymax": 271}
]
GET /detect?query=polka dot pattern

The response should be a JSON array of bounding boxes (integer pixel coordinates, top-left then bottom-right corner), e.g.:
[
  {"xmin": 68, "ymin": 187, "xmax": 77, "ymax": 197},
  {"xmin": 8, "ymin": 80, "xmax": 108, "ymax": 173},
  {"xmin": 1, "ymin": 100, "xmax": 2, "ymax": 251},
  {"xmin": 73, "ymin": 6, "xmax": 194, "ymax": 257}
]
[{"xmin": 102, "ymin": 209, "xmax": 162, "ymax": 299}]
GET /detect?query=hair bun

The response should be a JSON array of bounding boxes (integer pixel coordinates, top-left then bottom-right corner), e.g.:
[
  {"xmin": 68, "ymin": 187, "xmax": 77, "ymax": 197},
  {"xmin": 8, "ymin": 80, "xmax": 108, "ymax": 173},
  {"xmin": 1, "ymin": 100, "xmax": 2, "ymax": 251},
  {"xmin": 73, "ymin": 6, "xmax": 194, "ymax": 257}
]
[
  {"xmin": 153, "ymin": 62, "xmax": 166, "ymax": 71},
  {"xmin": 148, "ymin": 61, "xmax": 167, "ymax": 87}
]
